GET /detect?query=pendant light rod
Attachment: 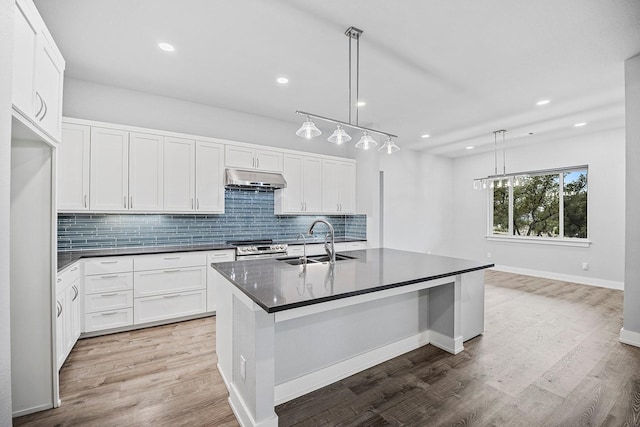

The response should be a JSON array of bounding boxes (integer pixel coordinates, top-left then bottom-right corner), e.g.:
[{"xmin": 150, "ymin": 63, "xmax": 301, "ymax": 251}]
[{"xmin": 295, "ymin": 110, "xmax": 398, "ymax": 138}]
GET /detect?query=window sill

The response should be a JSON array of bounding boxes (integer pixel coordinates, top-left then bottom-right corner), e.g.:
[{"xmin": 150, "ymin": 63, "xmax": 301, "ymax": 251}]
[{"xmin": 486, "ymin": 235, "xmax": 591, "ymax": 248}]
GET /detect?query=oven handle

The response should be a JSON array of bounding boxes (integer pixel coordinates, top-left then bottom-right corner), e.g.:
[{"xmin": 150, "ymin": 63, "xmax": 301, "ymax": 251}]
[{"xmin": 237, "ymin": 253, "xmax": 287, "ymax": 260}]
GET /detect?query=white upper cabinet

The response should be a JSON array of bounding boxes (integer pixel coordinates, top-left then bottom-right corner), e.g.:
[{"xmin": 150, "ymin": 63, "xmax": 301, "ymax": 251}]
[
  {"xmin": 322, "ymin": 160, "xmax": 356, "ymax": 214},
  {"xmin": 164, "ymin": 137, "xmax": 196, "ymax": 212},
  {"xmin": 129, "ymin": 132, "xmax": 164, "ymax": 211},
  {"xmin": 59, "ymin": 123, "xmax": 90, "ymax": 211},
  {"xmin": 90, "ymin": 127, "xmax": 130, "ymax": 211},
  {"xmin": 225, "ymin": 145, "xmax": 283, "ymax": 172},
  {"xmin": 275, "ymin": 154, "xmax": 322, "ymax": 214},
  {"xmin": 163, "ymin": 138, "xmax": 224, "ymax": 213},
  {"xmin": 196, "ymin": 141, "xmax": 225, "ymax": 213},
  {"xmin": 11, "ymin": 0, "xmax": 65, "ymax": 142}
]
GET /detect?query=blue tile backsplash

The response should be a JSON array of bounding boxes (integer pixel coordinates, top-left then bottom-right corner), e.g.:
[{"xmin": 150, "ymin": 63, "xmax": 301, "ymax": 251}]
[{"xmin": 58, "ymin": 188, "xmax": 366, "ymax": 251}]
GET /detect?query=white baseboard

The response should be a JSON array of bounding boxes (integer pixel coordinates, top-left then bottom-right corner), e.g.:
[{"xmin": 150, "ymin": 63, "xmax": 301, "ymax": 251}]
[
  {"xmin": 228, "ymin": 384, "xmax": 278, "ymax": 427},
  {"xmin": 274, "ymin": 331, "xmax": 431, "ymax": 405},
  {"xmin": 619, "ymin": 328, "xmax": 640, "ymax": 348},
  {"xmin": 429, "ymin": 330, "xmax": 464, "ymax": 354},
  {"xmin": 12, "ymin": 402, "xmax": 53, "ymax": 418},
  {"xmin": 492, "ymin": 265, "xmax": 623, "ymax": 290},
  {"xmin": 217, "ymin": 362, "xmax": 230, "ymax": 390}
]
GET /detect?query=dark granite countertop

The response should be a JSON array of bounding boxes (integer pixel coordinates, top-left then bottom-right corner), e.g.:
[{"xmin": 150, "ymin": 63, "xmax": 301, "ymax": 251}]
[
  {"xmin": 57, "ymin": 238, "xmax": 366, "ymax": 272},
  {"xmin": 211, "ymin": 248, "xmax": 494, "ymax": 313}
]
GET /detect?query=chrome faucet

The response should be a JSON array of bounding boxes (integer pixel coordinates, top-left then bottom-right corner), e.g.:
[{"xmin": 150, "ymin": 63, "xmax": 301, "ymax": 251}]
[
  {"xmin": 307, "ymin": 219, "xmax": 335, "ymax": 264},
  {"xmin": 296, "ymin": 232, "xmax": 307, "ymax": 269}
]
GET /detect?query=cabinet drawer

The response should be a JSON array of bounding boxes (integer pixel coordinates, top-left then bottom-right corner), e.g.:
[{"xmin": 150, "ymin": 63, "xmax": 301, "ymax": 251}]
[
  {"xmin": 338, "ymin": 241, "xmax": 367, "ymax": 251},
  {"xmin": 134, "ymin": 252, "xmax": 206, "ymax": 271},
  {"xmin": 134, "ymin": 290, "xmax": 206, "ymax": 325},
  {"xmin": 84, "ymin": 256, "xmax": 134, "ymax": 275},
  {"xmin": 134, "ymin": 266, "xmax": 206, "ymax": 297},
  {"xmin": 84, "ymin": 308, "xmax": 133, "ymax": 332},
  {"xmin": 207, "ymin": 250, "xmax": 235, "ymax": 264},
  {"xmin": 84, "ymin": 272, "xmax": 133, "ymax": 294},
  {"xmin": 85, "ymin": 290, "xmax": 133, "ymax": 314},
  {"xmin": 57, "ymin": 262, "xmax": 80, "ymax": 293}
]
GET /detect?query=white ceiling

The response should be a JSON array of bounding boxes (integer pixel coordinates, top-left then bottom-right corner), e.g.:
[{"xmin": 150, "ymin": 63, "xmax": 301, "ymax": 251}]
[{"xmin": 34, "ymin": 0, "xmax": 640, "ymax": 157}]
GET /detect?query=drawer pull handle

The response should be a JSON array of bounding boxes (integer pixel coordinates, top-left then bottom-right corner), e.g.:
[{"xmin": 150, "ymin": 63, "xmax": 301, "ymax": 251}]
[
  {"xmin": 57, "ymin": 278, "xmax": 62, "ymax": 283},
  {"xmin": 100, "ymin": 311, "xmax": 119, "ymax": 316},
  {"xmin": 164, "ymin": 269, "xmax": 181, "ymax": 273},
  {"xmin": 100, "ymin": 261, "xmax": 119, "ymax": 264},
  {"xmin": 100, "ymin": 293, "xmax": 119, "ymax": 297},
  {"xmin": 71, "ymin": 267, "xmax": 78, "ymax": 272},
  {"xmin": 101, "ymin": 274, "xmax": 118, "ymax": 279},
  {"xmin": 72, "ymin": 285, "xmax": 79, "ymax": 301},
  {"xmin": 163, "ymin": 256, "xmax": 181, "ymax": 260},
  {"xmin": 163, "ymin": 294, "xmax": 181, "ymax": 298},
  {"xmin": 212, "ymin": 254, "xmax": 227, "ymax": 257},
  {"xmin": 56, "ymin": 301, "xmax": 62, "ymax": 317}
]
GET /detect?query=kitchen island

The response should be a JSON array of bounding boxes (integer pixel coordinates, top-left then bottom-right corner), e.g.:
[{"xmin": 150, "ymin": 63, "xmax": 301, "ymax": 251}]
[{"xmin": 211, "ymin": 248, "xmax": 493, "ymax": 427}]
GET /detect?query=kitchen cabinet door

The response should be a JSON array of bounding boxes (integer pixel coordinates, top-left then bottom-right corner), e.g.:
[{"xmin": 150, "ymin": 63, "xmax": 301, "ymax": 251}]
[
  {"xmin": 225, "ymin": 145, "xmax": 283, "ymax": 172},
  {"xmin": 225, "ymin": 145, "xmax": 255, "ymax": 169},
  {"xmin": 255, "ymin": 149, "xmax": 283, "ymax": 172},
  {"xmin": 303, "ymin": 156, "xmax": 322, "ymax": 212},
  {"xmin": 321, "ymin": 160, "xmax": 340, "ymax": 213},
  {"xmin": 338, "ymin": 162, "xmax": 356, "ymax": 213},
  {"xmin": 90, "ymin": 127, "xmax": 130, "ymax": 211},
  {"xmin": 33, "ymin": 30, "xmax": 64, "ymax": 141},
  {"xmin": 55, "ymin": 290, "xmax": 66, "ymax": 370},
  {"xmin": 59, "ymin": 123, "xmax": 90, "ymax": 210},
  {"xmin": 129, "ymin": 132, "xmax": 164, "ymax": 211},
  {"xmin": 278, "ymin": 154, "xmax": 304, "ymax": 213},
  {"xmin": 11, "ymin": 0, "xmax": 38, "ymax": 118},
  {"xmin": 164, "ymin": 137, "xmax": 195, "ymax": 212},
  {"xmin": 196, "ymin": 141, "xmax": 224, "ymax": 212},
  {"xmin": 65, "ymin": 282, "xmax": 80, "ymax": 354}
]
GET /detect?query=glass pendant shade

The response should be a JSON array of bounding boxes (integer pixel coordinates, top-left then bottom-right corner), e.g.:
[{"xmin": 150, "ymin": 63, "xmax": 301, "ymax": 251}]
[
  {"xmin": 296, "ymin": 118, "xmax": 322, "ymax": 140},
  {"xmin": 354, "ymin": 131, "xmax": 378, "ymax": 150},
  {"xmin": 378, "ymin": 137, "xmax": 400, "ymax": 154},
  {"xmin": 327, "ymin": 125, "xmax": 352, "ymax": 144}
]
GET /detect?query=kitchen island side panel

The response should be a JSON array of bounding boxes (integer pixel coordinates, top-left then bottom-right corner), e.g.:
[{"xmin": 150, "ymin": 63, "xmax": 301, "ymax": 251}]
[{"xmin": 274, "ymin": 289, "xmax": 429, "ymax": 384}]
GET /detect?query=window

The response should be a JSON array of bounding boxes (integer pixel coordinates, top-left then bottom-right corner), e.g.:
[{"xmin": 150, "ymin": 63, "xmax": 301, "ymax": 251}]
[{"xmin": 489, "ymin": 167, "xmax": 588, "ymax": 242}]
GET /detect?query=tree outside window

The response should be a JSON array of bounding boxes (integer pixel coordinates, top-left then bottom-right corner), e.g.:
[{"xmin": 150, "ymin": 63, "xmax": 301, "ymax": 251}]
[{"xmin": 490, "ymin": 168, "xmax": 587, "ymax": 240}]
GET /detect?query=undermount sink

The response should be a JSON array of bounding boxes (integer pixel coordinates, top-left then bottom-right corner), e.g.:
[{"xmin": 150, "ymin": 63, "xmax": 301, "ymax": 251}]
[{"xmin": 277, "ymin": 254, "xmax": 357, "ymax": 266}]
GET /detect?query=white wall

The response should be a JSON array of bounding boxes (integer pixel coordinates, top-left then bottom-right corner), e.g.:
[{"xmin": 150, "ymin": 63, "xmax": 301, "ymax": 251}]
[
  {"xmin": 0, "ymin": 0, "xmax": 13, "ymax": 422},
  {"xmin": 622, "ymin": 53, "xmax": 640, "ymax": 344},
  {"xmin": 449, "ymin": 128, "xmax": 625, "ymax": 288},
  {"xmin": 379, "ymin": 150, "xmax": 453, "ymax": 254},
  {"xmin": 63, "ymin": 78, "xmax": 353, "ymax": 159}
]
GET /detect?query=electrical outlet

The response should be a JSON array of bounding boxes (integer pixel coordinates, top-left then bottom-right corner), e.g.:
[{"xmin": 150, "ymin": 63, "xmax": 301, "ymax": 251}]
[
  {"xmin": 240, "ymin": 355, "xmax": 246, "ymax": 380},
  {"xmin": 487, "ymin": 252, "xmax": 492, "ymax": 258},
  {"xmin": 582, "ymin": 262, "xmax": 589, "ymax": 271}
]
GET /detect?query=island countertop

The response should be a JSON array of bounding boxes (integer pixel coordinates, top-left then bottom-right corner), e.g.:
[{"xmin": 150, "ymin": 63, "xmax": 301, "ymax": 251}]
[{"xmin": 211, "ymin": 248, "xmax": 494, "ymax": 313}]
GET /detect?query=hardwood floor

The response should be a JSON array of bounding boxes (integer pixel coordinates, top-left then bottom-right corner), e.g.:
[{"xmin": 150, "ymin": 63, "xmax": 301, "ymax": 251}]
[{"xmin": 15, "ymin": 271, "xmax": 640, "ymax": 426}]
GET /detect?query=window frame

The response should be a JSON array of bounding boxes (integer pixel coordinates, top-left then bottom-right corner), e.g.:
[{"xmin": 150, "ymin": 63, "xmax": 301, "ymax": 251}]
[{"xmin": 486, "ymin": 165, "xmax": 591, "ymax": 247}]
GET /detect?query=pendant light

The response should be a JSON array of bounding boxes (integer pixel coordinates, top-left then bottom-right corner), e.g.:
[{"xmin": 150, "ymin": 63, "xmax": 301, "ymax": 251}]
[
  {"xmin": 327, "ymin": 125, "xmax": 351, "ymax": 144},
  {"xmin": 379, "ymin": 136, "xmax": 400, "ymax": 154},
  {"xmin": 294, "ymin": 26, "xmax": 399, "ymax": 154},
  {"xmin": 355, "ymin": 131, "xmax": 377, "ymax": 150},
  {"xmin": 473, "ymin": 129, "xmax": 518, "ymax": 190},
  {"xmin": 295, "ymin": 116, "xmax": 321, "ymax": 140}
]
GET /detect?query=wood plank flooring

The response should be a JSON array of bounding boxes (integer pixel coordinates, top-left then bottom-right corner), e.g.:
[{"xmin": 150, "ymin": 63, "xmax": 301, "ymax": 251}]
[{"xmin": 15, "ymin": 271, "xmax": 640, "ymax": 426}]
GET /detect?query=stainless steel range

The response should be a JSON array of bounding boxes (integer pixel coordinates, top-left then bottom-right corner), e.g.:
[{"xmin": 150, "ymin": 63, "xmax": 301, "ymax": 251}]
[{"xmin": 228, "ymin": 239, "xmax": 288, "ymax": 260}]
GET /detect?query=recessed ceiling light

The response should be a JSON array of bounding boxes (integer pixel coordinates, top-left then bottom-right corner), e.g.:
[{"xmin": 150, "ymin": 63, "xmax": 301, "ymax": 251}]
[
  {"xmin": 574, "ymin": 122, "xmax": 587, "ymax": 127},
  {"xmin": 421, "ymin": 134, "xmax": 430, "ymax": 139},
  {"xmin": 466, "ymin": 146, "xmax": 474, "ymax": 150},
  {"xmin": 356, "ymin": 101, "xmax": 366, "ymax": 107},
  {"xmin": 158, "ymin": 42, "xmax": 175, "ymax": 52},
  {"xmin": 536, "ymin": 99, "xmax": 551, "ymax": 106},
  {"xmin": 276, "ymin": 77, "xmax": 289, "ymax": 85}
]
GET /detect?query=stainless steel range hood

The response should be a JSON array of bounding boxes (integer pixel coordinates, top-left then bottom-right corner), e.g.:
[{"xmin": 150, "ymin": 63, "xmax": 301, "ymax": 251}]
[{"xmin": 224, "ymin": 168, "xmax": 287, "ymax": 189}]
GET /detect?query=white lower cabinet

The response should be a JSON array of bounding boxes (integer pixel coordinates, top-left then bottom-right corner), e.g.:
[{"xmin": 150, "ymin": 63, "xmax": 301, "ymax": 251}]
[
  {"xmin": 80, "ymin": 251, "xmax": 221, "ymax": 334},
  {"xmin": 206, "ymin": 250, "xmax": 236, "ymax": 312},
  {"xmin": 134, "ymin": 290, "xmax": 206, "ymax": 324},
  {"xmin": 83, "ymin": 258, "xmax": 134, "ymax": 333},
  {"xmin": 56, "ymin": 262, "xmax": 80, "ymax": 370}
]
